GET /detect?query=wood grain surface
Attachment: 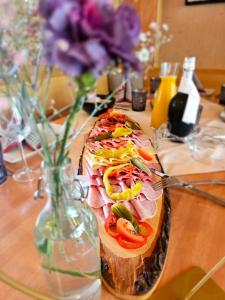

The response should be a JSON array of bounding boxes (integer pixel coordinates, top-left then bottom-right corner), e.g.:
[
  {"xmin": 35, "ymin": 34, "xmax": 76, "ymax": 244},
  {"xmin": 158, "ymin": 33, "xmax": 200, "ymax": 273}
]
[{"xmin": 0, "ymin": 118, "xmax": 225, "ymax": 299}]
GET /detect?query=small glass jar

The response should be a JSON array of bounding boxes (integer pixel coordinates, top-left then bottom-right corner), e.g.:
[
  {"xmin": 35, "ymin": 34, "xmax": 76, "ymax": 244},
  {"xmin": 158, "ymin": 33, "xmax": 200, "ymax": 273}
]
[
  {"xmin": 219, "ymin": 84, "xmax": 225, "ymax": 105},
  {"xmin": 131, "ymin": 89, "xmax": 147, "ymax": 111}
]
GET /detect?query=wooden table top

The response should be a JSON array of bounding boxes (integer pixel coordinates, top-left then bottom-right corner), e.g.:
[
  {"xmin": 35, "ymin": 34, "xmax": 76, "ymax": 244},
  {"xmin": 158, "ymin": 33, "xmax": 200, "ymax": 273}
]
[{"xmin": 0, "ymin": 119, "xmax": 225, "ymax": 299}]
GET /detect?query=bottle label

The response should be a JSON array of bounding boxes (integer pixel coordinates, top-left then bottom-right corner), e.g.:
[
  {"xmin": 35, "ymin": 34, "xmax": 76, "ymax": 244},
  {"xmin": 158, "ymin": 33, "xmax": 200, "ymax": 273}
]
[
  {"xmin": 182, "ymin": 89, "xmax": 200, "ymax": 124},
  {"xmin": 178, "ymin": 74, "xmax": 193, "ymax": 93},
  {"xmin": 179, "ymin": 74, "xmax": 200, "ymax": 125}
]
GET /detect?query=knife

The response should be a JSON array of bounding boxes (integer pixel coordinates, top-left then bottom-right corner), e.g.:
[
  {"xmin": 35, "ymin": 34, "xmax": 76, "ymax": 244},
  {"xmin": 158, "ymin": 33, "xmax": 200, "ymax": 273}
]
[{"xmin": 175, "ymin": 183, "xmax": 225, "ymax": 208}]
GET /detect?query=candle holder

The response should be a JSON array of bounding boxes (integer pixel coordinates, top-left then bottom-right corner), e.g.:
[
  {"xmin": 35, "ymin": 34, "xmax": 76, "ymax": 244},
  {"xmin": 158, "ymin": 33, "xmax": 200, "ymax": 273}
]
[{"xmin": 132, "ymin": 89, "xmax": 147, "ymax": 111}]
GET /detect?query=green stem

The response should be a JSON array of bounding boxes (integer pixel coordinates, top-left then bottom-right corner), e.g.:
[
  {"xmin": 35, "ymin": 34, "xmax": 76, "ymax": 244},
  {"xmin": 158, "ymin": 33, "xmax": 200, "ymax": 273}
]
[
  {"xmin": 42, "ymin": 264, "xmax": 101, "ymax": 279},
  {"xmin": 57, "ymin": 85, "xmax": 85, "ymax": 166},
  {"xmin": 51, "ymin": 168, "xmax": 61, "ymax": 230}
]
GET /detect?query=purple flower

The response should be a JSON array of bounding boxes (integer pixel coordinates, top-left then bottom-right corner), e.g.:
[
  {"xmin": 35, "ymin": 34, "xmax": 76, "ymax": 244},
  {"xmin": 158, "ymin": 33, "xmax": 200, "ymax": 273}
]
[
  {"xmin": 39, "ymin": 0, "xmax": 66, "ymax": 19},
  {"xmin": 111, "ymin": 4, "xmax": 141, "ymax": 69},
  {"xmin": 39, "ymin": 0, "xmax": 140, "ymax": 78}
]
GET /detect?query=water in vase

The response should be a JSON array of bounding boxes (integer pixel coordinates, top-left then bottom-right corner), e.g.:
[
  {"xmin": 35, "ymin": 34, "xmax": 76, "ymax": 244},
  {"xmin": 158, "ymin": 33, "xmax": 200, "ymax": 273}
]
[{"xmin": 35, "ymin": 203, "xmax": 101, "ymax": 300}]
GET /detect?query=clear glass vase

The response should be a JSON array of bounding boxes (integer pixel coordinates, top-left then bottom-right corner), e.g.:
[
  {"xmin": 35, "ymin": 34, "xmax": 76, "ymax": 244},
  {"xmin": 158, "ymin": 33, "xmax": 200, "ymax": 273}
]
[{"xmin": 35, "ymin": 163, "xmax": 101, "ymax": 300}]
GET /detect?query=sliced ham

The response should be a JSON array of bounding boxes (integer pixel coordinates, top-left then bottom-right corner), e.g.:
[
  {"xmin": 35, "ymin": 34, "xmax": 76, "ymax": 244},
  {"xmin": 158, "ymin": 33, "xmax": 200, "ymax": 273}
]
[
  {"xmin": 132, "ymin": 167, "xmax": 155, "ymax": 182},
  {"xmin": 118, "ymin": 180, "xmax": 128, "ymax": 192},
  {"xmin": 102, "ymin": 204, "xmax": 111, "ymax": 219},
  {"xmin": 98, "ymin": 187, "xmax": 114, "ymax": 205},
  {"xmin": 131, "ymin": 131, "xmax": 152, "ymax": 147},
  {"xmin": 141, "ymin": 181, "xmax": 163, "ymax": 201},
  {"xmin": 108, "ymin": 178, "xmax": 119, "ymax": 185},
  {"xmin": 131, "ymin": 198, "xmax": 157, "ymax": 220},
  {"xmin": 86, "ymin": 141, "xmax": 101, "ymax": 153},
  {"xmin": 119, "ymin": 201, "xmax": 139, "ymax": 218},
  {"xmin": 87, "ymin": 186, "xmax": 105, "ymax": 208},
  {"xmin": 89, "ymin": 176, "xmax": 98, "ymax": 187},
  {"xmin": 89, "ymin": 126, "xmax": 102, "ymax": 138},
  {"xmin": 86, "ymin": 163, "xmax": 100, "ymax": 177},
  {"xmin": 111, "ymin": 184, "xmax": 122, "ymax": 193},
  {"xmin": 98, "ymin": 166, "xmax": 106, "ymax": 176},
  {"xmin": 87, "ymin": 170, "xmax": 114, "ymax": 206}
]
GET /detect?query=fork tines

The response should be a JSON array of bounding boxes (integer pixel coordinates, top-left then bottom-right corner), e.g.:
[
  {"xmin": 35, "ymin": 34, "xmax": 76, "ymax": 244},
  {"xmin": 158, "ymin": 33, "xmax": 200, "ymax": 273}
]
[{"xmin": 152, "ymin": 176, "xmax": 178, "ymax": 191}]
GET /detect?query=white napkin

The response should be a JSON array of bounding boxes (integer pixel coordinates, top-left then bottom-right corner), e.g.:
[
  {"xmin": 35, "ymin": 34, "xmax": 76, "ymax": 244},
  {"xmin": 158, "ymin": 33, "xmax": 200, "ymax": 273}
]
[
  {"xmin": 120, "ymin": 100, "xmax": 225, "ymax": 176},
  {"xmin": 153, "ymin": 101, "xmax": 225, "ymax": 176}
]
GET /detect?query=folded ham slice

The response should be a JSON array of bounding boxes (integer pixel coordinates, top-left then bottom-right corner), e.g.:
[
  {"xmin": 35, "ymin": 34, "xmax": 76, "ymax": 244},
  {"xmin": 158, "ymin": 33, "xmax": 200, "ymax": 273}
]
[
  {"xmin": 141, "ymin": 181, "xmax": 162, "ymax": 201},
  {"xmin": 131, "ymin": 197, "xmax": 157, "ymax": 220},
  {"xmin": 86, "ymin": 186, "xmax": 105, "ymax": 208}
]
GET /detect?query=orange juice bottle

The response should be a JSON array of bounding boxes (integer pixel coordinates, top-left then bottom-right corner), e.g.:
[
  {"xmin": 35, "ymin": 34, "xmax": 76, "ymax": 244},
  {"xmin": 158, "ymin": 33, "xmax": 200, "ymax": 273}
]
[{"xmin": 151, "ymin": 63, "xmax": 178, "ymax": 128}]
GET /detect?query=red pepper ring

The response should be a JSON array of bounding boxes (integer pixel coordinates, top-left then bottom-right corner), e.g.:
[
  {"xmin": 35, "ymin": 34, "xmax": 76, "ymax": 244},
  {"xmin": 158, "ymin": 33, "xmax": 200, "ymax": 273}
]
[
  {"xmin": 116, "ymin": 236, "xmax": 147, "ymax": 249},
  {"xmin": 139, "ymin": 222, "xmax": 153, "ymax": 238}
]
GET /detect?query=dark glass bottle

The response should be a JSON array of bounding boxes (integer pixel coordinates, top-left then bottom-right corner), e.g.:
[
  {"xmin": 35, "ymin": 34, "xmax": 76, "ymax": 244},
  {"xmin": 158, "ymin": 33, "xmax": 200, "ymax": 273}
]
[
  {"xmin": 168, "ymin": 92, "xmax": 194, "ymax": 137},
  {"xmin": 0, "ymin": 142, "xmax": 7, "ymax": 184},
  {"xmin": 168, "ymin": 57, "xmax": 200, "ymax": 138}
]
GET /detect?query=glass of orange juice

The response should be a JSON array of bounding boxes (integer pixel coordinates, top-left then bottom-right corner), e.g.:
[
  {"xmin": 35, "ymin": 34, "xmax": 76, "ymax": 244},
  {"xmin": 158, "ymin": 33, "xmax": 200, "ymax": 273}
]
[{"xmin": 151, "ymin": 62, "xmax": 179, "ymax": 129}]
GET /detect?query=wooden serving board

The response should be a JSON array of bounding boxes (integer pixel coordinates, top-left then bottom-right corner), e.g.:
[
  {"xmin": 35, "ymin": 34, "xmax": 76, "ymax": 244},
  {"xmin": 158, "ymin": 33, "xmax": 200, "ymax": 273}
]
[{"xmin": 79, "ymin": 112, "xmax": 171, "ymax": 299}]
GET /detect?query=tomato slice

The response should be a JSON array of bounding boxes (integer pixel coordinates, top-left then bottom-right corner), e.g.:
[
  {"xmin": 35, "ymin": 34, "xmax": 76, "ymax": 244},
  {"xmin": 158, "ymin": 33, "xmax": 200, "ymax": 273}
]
[
  {"xmin": 137, "ymin": 148, "xmax": 153, "ymax": 161},
  {"xmin": 116, "ymin": 218, "xmax": 145, "ymax": 243},
  {"xmin": 104, "ymin": 214, "xmax": 119, "ymax": 238},
  {"xmin": 117, "ymin": 236, "xmax": 147, "ymax": 249},
  {"xmin": 139, "ymin": 222, "xmax": 153, "ymax": 238}
]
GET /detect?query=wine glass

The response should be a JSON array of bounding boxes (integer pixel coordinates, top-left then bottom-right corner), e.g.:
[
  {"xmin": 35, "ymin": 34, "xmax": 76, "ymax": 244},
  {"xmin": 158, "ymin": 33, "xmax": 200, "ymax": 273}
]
[
  {"xmin": 186, "ymin": 125, "xmax": 225, "ymax": 164},
  {"xmin": 0, "ymin": 97, "xmax": 37, "ymax": 182},
  {"xmin": 149, "ymin": 122, "xmax": 186, "ymax": 152}
]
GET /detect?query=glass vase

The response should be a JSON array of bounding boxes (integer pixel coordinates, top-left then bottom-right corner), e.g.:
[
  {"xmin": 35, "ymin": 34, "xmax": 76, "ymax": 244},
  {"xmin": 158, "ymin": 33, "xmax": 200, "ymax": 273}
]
[{"xmin": 34, "ymin": 163, "xmax": 101, "ymax": 300}]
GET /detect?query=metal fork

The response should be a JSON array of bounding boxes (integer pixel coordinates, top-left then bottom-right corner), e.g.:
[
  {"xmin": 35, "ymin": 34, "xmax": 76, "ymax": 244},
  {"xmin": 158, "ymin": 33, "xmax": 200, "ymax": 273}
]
[
  {"xmin": 152, "ymin": 176, "xmax": 225, "ymax": 191},
  {"xmin": 151, "ymin": 176, "xmax": 179, "ymax": 191},
  {"xmin": 150, "ymin": 169, "xmax": 225, "ymax": 207},
  {"xmin": 150, "ymin": 168, "xmax": 225, "ymax": 190}
]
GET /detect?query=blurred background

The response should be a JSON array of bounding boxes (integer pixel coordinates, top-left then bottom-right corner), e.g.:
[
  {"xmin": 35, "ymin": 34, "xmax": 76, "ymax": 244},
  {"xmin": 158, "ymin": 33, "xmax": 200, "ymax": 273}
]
[{"xmin": 124, "ymin": 0, "xmax": 225, "ymax": 98}]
